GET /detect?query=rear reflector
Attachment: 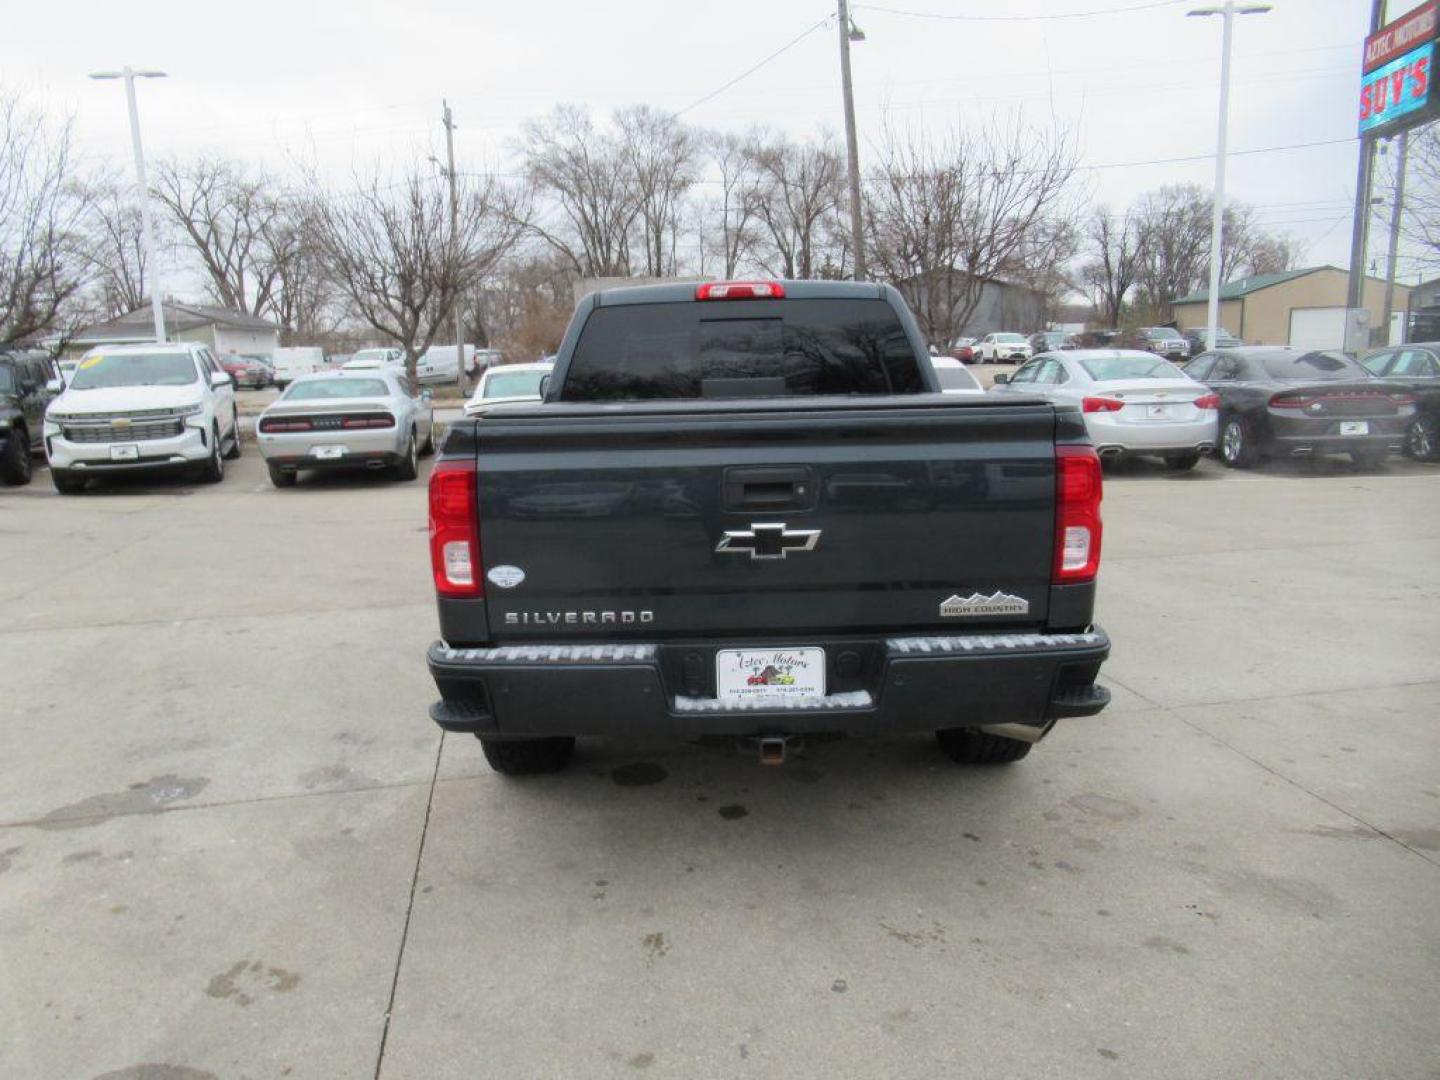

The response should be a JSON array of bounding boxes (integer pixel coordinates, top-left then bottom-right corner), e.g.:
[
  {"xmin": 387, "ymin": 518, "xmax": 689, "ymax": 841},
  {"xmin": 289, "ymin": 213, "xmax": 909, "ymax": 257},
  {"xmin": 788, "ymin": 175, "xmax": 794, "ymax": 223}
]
[
  {"xmin": 258, "ymin": 417, "xmax": 313, "ymax": 432},
  {"xmin": 1054, "ymin": 445, "xmax": 1103, "ymax": 584},
  {"xmin": 429, "ymin": 459, "xmax": 482, "ymax": 599},
  {"xmin": 1193, "ymin": 393, "xmax": 1220, "ymax": 409},
  {"xmin": 341, "ymin": 413, "xmax": 396, "ymax": 429},
  {"xmin": 695, "ymin": 281, "xmax": 785, "ymax": 301},
  {"xmin": 1082, "ymin": 397, "xmax": 1125, "ymax": 413}
]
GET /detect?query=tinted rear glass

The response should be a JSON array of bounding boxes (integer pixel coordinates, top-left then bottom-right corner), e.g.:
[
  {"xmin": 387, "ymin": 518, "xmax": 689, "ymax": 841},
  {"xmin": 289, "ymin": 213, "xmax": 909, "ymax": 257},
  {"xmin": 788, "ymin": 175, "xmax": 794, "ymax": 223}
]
[
  {"xmin": 1080, "ymin": 356, "xmax": 1187, "ymax": 381},
  {"xmin": 285, "ymin": 378, "xmax": 390, "ymax": 399},
  {"xmin": 561, "ymin": 299, "xmax": 924, "ymax": 401},
  {"xmin": 1260, "ymin": 351, "xmax": 1366, "ymax": 381}
]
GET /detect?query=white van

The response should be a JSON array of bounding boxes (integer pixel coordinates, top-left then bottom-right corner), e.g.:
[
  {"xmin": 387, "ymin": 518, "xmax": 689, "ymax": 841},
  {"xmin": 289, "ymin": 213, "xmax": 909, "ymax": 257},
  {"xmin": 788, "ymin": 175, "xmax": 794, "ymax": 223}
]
[
  {"xmin": 416, "ymin": 345, "xmax": 482, "ymax": 384},
  {"xmin": 270, "ymin": 346, "xmax": 325, "ymax": 388}
]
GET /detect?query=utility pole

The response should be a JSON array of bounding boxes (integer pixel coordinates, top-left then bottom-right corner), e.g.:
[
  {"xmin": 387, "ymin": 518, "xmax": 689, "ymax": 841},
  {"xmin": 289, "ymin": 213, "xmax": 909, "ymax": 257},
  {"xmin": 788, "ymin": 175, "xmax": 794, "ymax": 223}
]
[
  {"xmin": 90, "ymin": 67, "xmax": 168, "ymax": 343},
  {"xmin": 1187, "ymin": 2, "xmax": 1271, "ymax": 350},
  {"xmin": 443, "ymin": 100, "xmax": 465, "ymax": 392},
  {"xmin": 1346, "ymin": 0, "xmax": 1387, "ymax": 326},
  {"xmin": 837, "ymin": 0, "xmax": 867, "ymax": 282},
  {"xmin": 1381, "ymin": 130, "xmax": 1408, "ymax": 345}
]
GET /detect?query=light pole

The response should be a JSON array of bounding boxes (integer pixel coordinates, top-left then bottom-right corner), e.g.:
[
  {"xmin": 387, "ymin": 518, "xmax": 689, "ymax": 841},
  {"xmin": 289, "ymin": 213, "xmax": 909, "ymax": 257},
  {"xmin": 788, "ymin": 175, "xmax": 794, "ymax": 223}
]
[
  {"xmin": 838, "ymin": 0, "xmax": 867, "ymax": 281},
  {"xmin": 89, "ymin": 67, "xmax": 168, "ymax": 343},
  {"xmin": 1187, "ymin": 3, "xmax": 1271, "ymax": 350},
  {"xmin": 1381, "ymin": 131, "xmax": 1409, "ymax": 345}
]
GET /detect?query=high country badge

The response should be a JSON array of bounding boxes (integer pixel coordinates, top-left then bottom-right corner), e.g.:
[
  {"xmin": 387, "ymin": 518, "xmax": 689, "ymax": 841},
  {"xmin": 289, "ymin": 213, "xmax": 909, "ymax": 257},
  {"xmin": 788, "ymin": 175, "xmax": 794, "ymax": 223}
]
[{"xmin": 939, "ymin": 591, "xmax": 1030, "ymax": 617}]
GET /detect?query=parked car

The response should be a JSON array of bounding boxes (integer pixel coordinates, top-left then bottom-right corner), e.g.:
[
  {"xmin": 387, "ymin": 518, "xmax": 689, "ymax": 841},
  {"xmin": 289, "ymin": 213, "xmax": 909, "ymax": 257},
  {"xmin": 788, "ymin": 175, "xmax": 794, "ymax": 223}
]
[
  {"xmin": 992, "ymin": 350, "xmax": 1217, "ymax": 469},
  {"xmin": 0, "ymin": 349, "xmax": 61, "ymax": 486},
  {"xmin": 929, "ymin": 356, "xmax": 984, "ymax": 395},
  {"xmin": 221, "ymin": 353, "xmax": 272, "ymax": 389},
  {"xmin": 1027, "ymin": 330, "xmax": 1075, "ymax": 354},
  {"xmin": 1181, "ymin": 327, "xmax": 1242, "ymax": 356},
  {"xmin": 256, "ymin": 370, "xmax": 434, "ymax": 487},
  {"xmin": 974, "ymin": 333, "xmax": 1033, "ymax": 363},
  {"xmin": 1184, "ymin": 346, "xmax": 1414, "ymax": 468},
  {"xmin": 342, "ymin": 348, "xmax": 405, "ymax": 373},
  {"xmin": 1120, "ymin": 327, "xmax": 1190, "ymax": 362},
  {"xmin": 462, "ymin": 361, "xmax": 552, "ymax": 416},
  {"xmin": 948, "ymin": 337, "xmax": 977, "ymax": 362},
  {"xmin": 426, "ymin": 279, "xmax": 1111, "ymax": 775},
  {"xmin": 43, "ymin": 343, "xmax": 241, "ymax": 493},
  {"xmin": 1072, "ymin": 329, "xmax": 1122, "ymax": 349},
  {"xmin": 1360, "ymin": 342, "xmax": 1440, "ymax": 461},
  {"xmin": 272, "ymin": 346, "xmax": 325, "ymax": 388},
  {"xmin": 418, "ymin": 344, "xmax": 485, "ymax": 384}
]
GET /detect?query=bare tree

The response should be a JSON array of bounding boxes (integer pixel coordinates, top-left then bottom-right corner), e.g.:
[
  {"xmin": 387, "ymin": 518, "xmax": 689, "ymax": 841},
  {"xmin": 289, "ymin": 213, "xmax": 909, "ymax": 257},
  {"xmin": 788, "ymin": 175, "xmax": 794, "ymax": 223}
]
[
  {"xmin": 615, "ymin": 106, "xmax": 697, "ymax": 277},
  {"xmin": 85, "ymin": 182, "xmax": 148, "ymax": 318},
  {"xmin": 305, "ymin": 166, "xmax": 527, "ymax": 386},
  {"xmin": 864, "ymin": 114, "xmax": 1077, "ymax": 346},
  {"xmin": 258, "ymin": 197, "xmax": 337, "ymax": 340},
  {"xmin": 0, "ymin": 92, "xmax": 94, "ymax": 343},
  {"xmin": 1078, "ymin": 206, "xmax": 1140, "ymax": 327},
  {"xmin": 153, "ymin": 156, "xmax": 285, "ymax": 315},
  {"xmin": 519, "ymin": 106, "xmax": 638, "ymax": 278},
  {"xmin": 747, "ymin": 132, "xmax": 845, "ymax": 280},
  {"xmin": 701, "ymin": 130, "xmax": 764, "ymax": 278},
  {"xmin": 1385, "ymin": 125, "xmax": 1440, "ymax": 273}
]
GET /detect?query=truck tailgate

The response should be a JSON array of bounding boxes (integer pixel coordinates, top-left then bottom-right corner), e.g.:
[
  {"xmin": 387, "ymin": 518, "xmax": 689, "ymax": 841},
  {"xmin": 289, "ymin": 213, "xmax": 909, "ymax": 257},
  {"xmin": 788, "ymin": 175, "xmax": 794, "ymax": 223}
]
[{"xmin": 472, "ymin": 397, "xmax": 1058, "ymax": 639}]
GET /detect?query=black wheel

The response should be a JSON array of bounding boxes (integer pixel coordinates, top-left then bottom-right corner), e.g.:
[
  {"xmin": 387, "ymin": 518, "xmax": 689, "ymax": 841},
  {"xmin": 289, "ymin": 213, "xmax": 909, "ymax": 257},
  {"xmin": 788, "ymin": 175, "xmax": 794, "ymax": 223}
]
[
  {"xmin": 479, "ymin": 736, "xmax": 575, "ymax": 775},
  {"xmin": 1, "ymin": 425, "xmax": 33, "ymax": 485},
  {"xmin": 51, "ymin": 468, "xmax": 86, "ymax": 494},
  {"xmin": 393, "ymin": 431, "xmax": 418, "ymax": 481},
  {"xmin": 1164, "ymin": 451, "xmax": 1201, "ymax": 471},
  {"xmin": 1406, "ymin": 415, "xmax": 1439, "ymax": 461},
  {"xmin": 223, "ymin": 412, "xmax": 242, "ymax": 459},
  {"xmin": 199, "ymin": 426, "xmax": 224, "ymax": 483},
  {"xmin": 267, "ymin": 463, "xmax": 296, "ymax": 488},
  {"xmin": 1219, "ymin": 415, "xmax": 1258, "ymax": 469},
  {"xmin": 935, "ymin": 728, "xmax": 1032, "ymax": 764},
  {"xmin": 1349, "ymin": 446, "xmax": 1390, "ymax": 469}
]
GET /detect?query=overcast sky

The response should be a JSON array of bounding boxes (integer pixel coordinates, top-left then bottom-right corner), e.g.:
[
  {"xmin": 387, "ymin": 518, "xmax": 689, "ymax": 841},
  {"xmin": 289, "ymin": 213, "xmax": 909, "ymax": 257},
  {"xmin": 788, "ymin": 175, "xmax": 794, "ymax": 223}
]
[{"xmin": 3, "ymin": 0, "xmax": 1428, "ymax": 285}]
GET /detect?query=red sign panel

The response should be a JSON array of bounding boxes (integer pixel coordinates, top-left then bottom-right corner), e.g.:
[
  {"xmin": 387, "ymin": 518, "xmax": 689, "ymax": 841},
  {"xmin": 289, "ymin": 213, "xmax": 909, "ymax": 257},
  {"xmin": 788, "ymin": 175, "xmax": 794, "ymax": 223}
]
[{"xmin": 1364, "ymin": 1, "xmax": 1439, "ymax": 73}]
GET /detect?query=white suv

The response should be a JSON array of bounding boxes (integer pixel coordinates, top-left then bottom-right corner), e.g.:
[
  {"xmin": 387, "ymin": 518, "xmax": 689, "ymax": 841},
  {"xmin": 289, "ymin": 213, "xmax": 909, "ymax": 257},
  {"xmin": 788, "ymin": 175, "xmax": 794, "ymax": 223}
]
[
  {"xmin": 975, "ymin": 333, "xmax": 1034, "ymax": 363},
  {"xmin": 44, "ymin": 342, "xmax": 241, "ymax": 493}
]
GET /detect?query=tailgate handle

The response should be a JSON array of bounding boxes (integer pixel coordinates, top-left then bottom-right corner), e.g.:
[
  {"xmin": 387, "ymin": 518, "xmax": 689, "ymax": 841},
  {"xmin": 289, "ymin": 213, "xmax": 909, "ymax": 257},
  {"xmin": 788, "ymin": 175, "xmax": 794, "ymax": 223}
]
[{"xmin": 724, "ymin": 466, "xmax": 816, "ymax": 511}]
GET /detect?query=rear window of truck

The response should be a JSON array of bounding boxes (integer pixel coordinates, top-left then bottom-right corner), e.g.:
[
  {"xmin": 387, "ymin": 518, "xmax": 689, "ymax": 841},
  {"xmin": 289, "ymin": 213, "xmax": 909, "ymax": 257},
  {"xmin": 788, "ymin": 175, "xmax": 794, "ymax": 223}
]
[{"xmin": 560, "ymin": 299, "xmax": 925, "ymax": 401}]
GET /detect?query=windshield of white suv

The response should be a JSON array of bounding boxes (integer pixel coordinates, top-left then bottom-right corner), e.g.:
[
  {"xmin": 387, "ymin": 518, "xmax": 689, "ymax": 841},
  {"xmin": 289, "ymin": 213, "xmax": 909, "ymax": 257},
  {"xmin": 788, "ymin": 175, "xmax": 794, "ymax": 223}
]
[
  {"xmin": 996, "ymin": 334, "xmax": 1025, "ymax": 343},
  {"xmin": 484, "ymin": 370, "xmax": 546, "ymax": 398},
  {"xmin": 284, "ymin": 378, "xmax": 390, "ymax": 399},
  {"xmin": 68, "ymin": 352, "xmax": 199, "ymax": 389}
]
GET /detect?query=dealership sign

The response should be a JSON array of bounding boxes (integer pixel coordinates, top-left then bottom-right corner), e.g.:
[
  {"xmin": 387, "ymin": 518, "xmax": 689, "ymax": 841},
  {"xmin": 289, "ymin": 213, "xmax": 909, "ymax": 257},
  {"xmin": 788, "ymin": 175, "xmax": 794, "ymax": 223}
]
[{"xmin": 1359, "ymin": 1, "xmax": 1439, "ymax": 137}]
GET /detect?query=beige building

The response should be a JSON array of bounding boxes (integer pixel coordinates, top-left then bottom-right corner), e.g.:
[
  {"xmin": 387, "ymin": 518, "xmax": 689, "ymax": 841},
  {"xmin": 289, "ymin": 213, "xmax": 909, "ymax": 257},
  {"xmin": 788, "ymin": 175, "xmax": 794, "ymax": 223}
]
[
  {"xmin": 65, "ymin": 302, "xmax": 281, "ymax": 360},
  {"xmin": 1171, "ymin": 267, "xmax": 1410, "ymax": 348}
]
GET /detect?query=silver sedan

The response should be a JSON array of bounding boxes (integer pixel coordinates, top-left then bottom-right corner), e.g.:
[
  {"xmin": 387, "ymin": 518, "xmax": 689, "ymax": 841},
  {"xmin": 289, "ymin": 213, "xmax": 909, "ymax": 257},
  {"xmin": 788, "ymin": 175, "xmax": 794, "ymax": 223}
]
[
  {"xmin": 256, "ymin": 370, "xmax": 435, "ymax": 487},
  {"xmin": 991, "ymin": 349, "xmax": 1219, "ymax": 469}
]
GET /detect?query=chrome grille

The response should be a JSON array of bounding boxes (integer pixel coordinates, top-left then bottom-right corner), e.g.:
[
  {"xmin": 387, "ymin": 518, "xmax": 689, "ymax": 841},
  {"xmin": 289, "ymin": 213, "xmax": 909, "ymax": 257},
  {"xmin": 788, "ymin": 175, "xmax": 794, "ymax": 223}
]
[{"xmin": 63, "ymin": 418, "xmax": 185, "ymax": 443}]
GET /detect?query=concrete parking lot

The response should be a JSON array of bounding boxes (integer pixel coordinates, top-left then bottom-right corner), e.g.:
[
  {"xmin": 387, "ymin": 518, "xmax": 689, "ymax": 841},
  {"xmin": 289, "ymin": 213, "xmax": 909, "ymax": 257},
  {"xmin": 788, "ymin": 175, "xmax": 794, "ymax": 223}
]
[{"xmin": 1, "ymin": 450, "xmax": 1438, "ymax": 1080}]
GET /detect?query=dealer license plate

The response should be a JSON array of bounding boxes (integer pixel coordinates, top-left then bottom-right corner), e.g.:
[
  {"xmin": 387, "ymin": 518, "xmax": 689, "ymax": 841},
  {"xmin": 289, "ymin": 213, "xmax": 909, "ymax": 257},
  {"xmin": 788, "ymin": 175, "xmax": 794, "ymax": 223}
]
[
  {"xmin": 109, "ymin": 444, "xmax": 139, "ymax": 461},
  {"xmin": 1146, "ymin": 404, "xmax": 1171, "ymax": 419},
  {"xmin": 1340, "ymin": 421, "xmax": 1369, "ymax": 436},
  {"xmin": 311, "ymin": 445, "xmax": 347, "ymax": 460},
  {"xmin": 716, "ymin": 648, "xmax": 826, "ymax": 704}
]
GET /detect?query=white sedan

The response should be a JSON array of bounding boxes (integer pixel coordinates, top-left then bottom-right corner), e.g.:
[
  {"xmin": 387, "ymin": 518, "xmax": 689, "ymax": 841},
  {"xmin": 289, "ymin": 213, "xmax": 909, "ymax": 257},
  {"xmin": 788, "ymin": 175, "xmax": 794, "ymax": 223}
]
[
  {"xmin": 930, "ymin": 356, "xmax": 985, "ymax": 395},
  {"xmin": 991, "ymin": 349, "xmax": 1218, "ymax": 469},
  {"xmin": 975, "ymin": 333, "xmax": 1033, "ymax": 363},
  {"xmin": 256, "ymin": 370, "xmax": 434, "ymax": 487},
  {"xmin": 463, "ymin": 361, "xmax": 552, "ymax": 416}
]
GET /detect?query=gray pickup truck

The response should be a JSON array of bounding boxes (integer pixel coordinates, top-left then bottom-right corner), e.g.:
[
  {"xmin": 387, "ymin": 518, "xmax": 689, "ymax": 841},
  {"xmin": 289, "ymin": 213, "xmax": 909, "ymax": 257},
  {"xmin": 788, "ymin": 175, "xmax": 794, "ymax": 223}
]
[{"xmin": 426, "ymin": 280, "xmax": 1110, "ymax": 774}]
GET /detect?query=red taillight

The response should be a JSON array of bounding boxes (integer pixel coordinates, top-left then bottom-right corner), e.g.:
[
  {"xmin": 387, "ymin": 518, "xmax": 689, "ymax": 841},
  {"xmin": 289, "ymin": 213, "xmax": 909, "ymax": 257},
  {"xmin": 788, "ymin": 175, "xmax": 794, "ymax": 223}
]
[
  {"xmin": 429, "ymin": 459, "xmax": 482, "ymax": 599},
  {"xmin": 695, "ymin": 281, "xmax": 785, "ymax": 301},
  {"xmin": 341, "ymin": 413, "xmax": 396, "ymax": 429},
  {"xmin": 1269, "ymin": 393, "xmax": 1314, "ymax": 409},
  {"xmin": 1193, "ymin": 393, "xmax": 1219, "ymax": 409},
  {"xmin": 259, "ymin": 417, "xmax": 313, "ymax": 432},
  {"xmin": 1082, "ymin": 397, "xmax": 1124, "ymax": 413},
  {"xmin": 1054, "ymin": 445, "xmax": 1103, "ymax": 584}
]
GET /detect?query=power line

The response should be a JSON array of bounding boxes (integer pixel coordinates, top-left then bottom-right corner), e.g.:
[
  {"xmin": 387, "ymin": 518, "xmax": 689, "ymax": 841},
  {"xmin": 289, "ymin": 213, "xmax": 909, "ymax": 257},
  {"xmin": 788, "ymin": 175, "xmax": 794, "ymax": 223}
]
[
  {"xmin": 674, "ymin": 16, "xmax": 832, "ymax": 117},
  {"xmin": 854, "ymin": 0, "xmax": 1187, "ymax": 22}
]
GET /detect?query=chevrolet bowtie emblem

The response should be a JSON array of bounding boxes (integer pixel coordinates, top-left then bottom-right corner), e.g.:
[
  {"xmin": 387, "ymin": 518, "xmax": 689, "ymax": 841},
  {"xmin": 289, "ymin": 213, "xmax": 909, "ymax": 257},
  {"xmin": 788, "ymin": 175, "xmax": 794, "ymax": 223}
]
[{"xmin": 716, "ymin": 522, "xmax": 821, "ymax": 560}]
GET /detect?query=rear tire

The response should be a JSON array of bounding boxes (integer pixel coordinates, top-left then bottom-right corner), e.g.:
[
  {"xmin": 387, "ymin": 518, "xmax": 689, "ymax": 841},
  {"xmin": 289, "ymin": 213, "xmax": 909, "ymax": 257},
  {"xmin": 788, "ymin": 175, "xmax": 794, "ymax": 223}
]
[
  {"xmin": 51, "ymin": 468, "xmax": 86, "ymax": 494},
  {"xmin": 1405, "ymin": 415, "xmax": 1438, "ymax": 461},
  {"xmin": 223, "ymin": 412, "xmax": 242, "ymax": 459},
  {"xmin": 1219, "ymin": 415, "xmax": 1258, "ymax": 469},
  {"xmin": 1350, "ymin": 446, "xmax": 1390, "ymax": 469},
  {"xmin": 1, "ymin": 426, "xmax": 32, "ymax": 485},
  {"xmin": 935, "ymin": 728, "xmax": 1032, "ymax": 764},
  {"xmin": 198, "ymin": 426, "xmax": 225, "ymax": 483},
  {"xmin": 479, "ymin": 736, "xmax": 575, "ymax": 775},
  {"xmin": 393, "ymin": 431, "xmax": 418, "ymax": 481},
  {"xmin": 267, "ymin": 463, "xmax": 296, "ymax": 488},
  {"xmin": 1164, "ymin": 450, "xmax": 1201, "ymax": 471}
]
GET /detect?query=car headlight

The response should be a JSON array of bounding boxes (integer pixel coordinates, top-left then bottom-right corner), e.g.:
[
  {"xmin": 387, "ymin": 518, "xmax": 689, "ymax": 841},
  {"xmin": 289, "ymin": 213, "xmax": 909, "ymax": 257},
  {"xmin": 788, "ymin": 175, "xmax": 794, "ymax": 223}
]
[{"xmin": 173, "ymin": 403, "xmax": 204, "ymax": 417}]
